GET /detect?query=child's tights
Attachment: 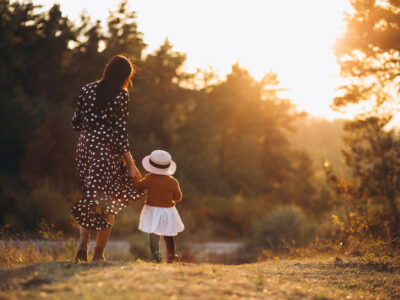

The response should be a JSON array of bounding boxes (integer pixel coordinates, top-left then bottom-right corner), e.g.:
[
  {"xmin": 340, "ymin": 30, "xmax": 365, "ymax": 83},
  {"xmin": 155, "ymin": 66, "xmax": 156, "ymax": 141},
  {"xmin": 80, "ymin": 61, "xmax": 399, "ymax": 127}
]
[{"xmin": 149, "ymin": 233, "xmax": 175, "ymax": 256}]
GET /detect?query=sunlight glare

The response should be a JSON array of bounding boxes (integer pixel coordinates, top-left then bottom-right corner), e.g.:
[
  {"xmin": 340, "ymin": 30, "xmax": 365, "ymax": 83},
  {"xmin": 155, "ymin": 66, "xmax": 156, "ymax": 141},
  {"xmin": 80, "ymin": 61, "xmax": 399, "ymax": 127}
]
[
  {"xmin": 32, "ymin": 0, "xmax": 353, "ymax": 119},
  {"xmin": 133, "ymin": 0, "xmax": 353, "ymax": 119}
]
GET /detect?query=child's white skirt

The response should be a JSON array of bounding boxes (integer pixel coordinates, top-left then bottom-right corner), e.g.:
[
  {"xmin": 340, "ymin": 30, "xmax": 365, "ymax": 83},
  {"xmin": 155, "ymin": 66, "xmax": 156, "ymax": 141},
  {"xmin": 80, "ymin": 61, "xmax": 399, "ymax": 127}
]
[{"xmin": 139, "ymin": 205, "xmax": 184, "ymax": 236}]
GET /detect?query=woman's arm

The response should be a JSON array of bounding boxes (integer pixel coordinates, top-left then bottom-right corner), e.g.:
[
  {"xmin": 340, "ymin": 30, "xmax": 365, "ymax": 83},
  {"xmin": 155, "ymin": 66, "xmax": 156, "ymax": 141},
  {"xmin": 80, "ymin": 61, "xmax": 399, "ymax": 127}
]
[
  {"xmin": 115, "ymin": 90, "xmax": 141, "ymax": 179},
  {"xmin": 71, "ymin": 88, "xmax": 84, "ymax": 131},
  {"xmin": 122, "ymin": 151, "xmax": 141, "ymax": 179},
  {"xmin": 115, "ymin": 91, "xmax": 131, "ymax": 154}
]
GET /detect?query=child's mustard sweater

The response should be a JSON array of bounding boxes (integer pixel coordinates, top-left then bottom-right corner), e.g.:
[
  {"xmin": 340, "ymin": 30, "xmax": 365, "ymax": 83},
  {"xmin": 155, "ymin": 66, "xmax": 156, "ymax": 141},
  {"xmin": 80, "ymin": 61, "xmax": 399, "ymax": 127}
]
[{"xmin": 133, "ymin": 173, "xmax": 182, "ymax": 207}]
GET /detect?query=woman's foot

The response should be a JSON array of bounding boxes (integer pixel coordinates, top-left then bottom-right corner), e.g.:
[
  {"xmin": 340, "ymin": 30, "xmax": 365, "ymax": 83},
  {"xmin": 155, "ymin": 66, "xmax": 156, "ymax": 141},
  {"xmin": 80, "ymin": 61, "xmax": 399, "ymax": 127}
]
[
  {"xmin": 75, "ymin": 248, "xmax": 88, "ymax": 262},
  {"xmin": 92, "ymin": 247, "xmax": 105, "ymax": 261},
  {"xmin": 152, "ymin": 251, "xmax": 161, "ymax": 263}
]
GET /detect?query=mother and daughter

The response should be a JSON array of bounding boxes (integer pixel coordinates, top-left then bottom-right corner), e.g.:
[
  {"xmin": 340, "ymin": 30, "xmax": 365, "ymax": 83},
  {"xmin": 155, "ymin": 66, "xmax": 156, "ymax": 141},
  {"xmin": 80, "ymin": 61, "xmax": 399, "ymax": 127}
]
[{"xmin": 70, "ymin": 55, "xmax": 184, "ymax": 263}]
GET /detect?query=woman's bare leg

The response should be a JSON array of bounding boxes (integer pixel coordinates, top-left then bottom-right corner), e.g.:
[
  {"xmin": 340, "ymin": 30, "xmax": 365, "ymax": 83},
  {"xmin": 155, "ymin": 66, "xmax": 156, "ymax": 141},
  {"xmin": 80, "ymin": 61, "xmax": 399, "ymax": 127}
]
[
  {"xmin": 92, "ymin": 214, "xmax": 114, "ymax": 261},
  {"xmin": 75, "ymin": 226, "xmax": 90, "ymax": 262},
  {"xmin": 95, "ymin": 214, "xmax": 114, "ymax": 248},
  {"xmin": 78, "ymin": 226, "xmax": 91, "ymax": 249}
]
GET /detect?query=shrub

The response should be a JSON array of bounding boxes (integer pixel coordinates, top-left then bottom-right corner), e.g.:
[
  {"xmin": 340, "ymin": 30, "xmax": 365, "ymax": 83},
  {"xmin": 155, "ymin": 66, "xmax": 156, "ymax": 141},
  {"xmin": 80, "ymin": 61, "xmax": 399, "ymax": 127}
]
[
  {"xmin": 253, "ymin": 205, "xmax": 317, "ymax": 250},
  {"xmin": 112, "ymin": 209, "xmax": 140, "ymax": 237},
  {"xmin": 129, "ymin": 235, "xmax": 151, "ymax": 260},
  {"xmin": 30, "ymin": 183, "xmax": 72, "ymax": 230}
]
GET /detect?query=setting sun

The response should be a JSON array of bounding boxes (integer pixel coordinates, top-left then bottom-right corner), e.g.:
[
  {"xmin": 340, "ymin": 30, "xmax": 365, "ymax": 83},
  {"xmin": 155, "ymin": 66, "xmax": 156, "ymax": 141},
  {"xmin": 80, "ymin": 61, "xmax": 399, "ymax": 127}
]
[{"xmin": 33, "ymin": 0, "xmax": 352, "ymax": 119}]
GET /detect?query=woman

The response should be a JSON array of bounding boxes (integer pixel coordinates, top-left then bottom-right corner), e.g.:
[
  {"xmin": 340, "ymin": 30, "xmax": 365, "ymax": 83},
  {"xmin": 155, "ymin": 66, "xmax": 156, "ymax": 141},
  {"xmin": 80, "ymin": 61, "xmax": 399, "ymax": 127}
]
[{"xmin": 70, "ymin": 55, "xmax": 142, "ymax": 262}]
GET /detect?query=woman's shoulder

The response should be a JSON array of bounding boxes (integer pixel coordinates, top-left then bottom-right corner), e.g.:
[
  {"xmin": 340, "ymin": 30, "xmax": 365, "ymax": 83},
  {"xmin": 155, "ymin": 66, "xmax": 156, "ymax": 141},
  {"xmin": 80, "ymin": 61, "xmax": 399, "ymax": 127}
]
[
  {"xmin": 119, "ymin": 89, "xmax": 129, "ymax": 100},
  {"xmin": 115, "ymin": 89, "xmax": 128, "ymax": 99},
  {"xmin": 81, "ymin": 81, "xmax": 99, "ymax": 91},
  {"xmin": 111, "ymin": 89, "xmax": 129, "ymax": 108}
]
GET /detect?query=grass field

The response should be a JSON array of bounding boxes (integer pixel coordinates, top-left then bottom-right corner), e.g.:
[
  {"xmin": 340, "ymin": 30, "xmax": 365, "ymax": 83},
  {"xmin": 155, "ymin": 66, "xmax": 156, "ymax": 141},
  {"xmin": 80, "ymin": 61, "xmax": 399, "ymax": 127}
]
[{"xmin": 0, "ymin": 256, "xmax": 399, "ymax": 299}]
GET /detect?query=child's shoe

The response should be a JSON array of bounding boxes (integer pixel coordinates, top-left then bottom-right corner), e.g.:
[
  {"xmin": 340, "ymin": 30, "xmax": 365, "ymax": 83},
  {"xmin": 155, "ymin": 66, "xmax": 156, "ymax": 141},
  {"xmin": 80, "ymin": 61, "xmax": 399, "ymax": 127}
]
[
  {"xmin": 167, "ymin": 253, "xmax": 179, "ymax": 263},
  {"xmin": 152, "ymin": 251, "xmax": 161, "ymax": 263}
]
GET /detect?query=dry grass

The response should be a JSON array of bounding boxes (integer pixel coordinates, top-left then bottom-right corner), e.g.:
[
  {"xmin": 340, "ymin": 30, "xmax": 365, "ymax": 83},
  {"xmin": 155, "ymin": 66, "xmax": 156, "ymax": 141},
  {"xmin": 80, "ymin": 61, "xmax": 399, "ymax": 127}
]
[
  {"xmin": 0, "ymin": 256, "xmax": 399, "ymax": 299},
  {"xmin": 0, "ymin": 239, "xmax": 76, "ymax": 267},
  {"xmin": 0, "ymin": 222, "xmax": 76, "ymax": 267}
]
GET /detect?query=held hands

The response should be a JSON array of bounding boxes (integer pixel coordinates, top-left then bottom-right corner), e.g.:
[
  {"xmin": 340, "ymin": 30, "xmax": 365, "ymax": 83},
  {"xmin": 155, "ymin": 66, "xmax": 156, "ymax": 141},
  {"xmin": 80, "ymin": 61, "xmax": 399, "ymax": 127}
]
[
  {"xmin": 133, "ymin": 164, "xmax": 142, "ymax": 180},
  {"xmin": 121, "ymin": 152, "xmax": 142, "ymax": 180},
  {"xmin": 128, "ymin": 163, "xmax": 142, "ymax": 180}
]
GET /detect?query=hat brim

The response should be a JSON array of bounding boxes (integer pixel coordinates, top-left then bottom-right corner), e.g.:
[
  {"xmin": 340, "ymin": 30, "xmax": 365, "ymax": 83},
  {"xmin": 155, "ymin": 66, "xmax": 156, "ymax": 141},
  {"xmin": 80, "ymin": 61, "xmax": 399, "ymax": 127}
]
[{"xmin": 142, "ymin": 155, "xmax": 176, "ymax": 175}]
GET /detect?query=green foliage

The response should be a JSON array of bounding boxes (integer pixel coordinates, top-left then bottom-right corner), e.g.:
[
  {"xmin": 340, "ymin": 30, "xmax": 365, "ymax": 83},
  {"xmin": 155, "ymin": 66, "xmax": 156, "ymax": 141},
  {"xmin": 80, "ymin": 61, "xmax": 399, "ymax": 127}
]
[
  {"xmin": 252, "ymin": 206, "xmax": 317, "ymax": 250},
  {"xmin": 330, "ymin": 0, "xmax": 400, "ymax": 245},
  {"xmin": 20, "ymin": 111, "xmax": 79, "ymax": 190},
  {"xmin": 291, "ymin": 117, "xmax": 346, "ymax": 173},
  {"xmin": 325, "ymin": 117, "xmax": 400, "ymax": 241},
  {"xmin": 112, "ymin": 209, "xmax": 140, "ymax": 237},
  {"xmin": 0, "ymin": 0, "xmax": 329, "ymax": 241},
  {"xmin": 0, "ymin": 174, "xmax": 36, "ymax": 231},
  {"xmin": 129, "ymin": 236, "xmax": 151, "ymax": 260},
  {"xmin": 334, "ymin": 0, "xmax": 400, "ymax": 112},
  {"xmin": 30, "ymin": 184, "xmax": 72, "ymax": 230}
]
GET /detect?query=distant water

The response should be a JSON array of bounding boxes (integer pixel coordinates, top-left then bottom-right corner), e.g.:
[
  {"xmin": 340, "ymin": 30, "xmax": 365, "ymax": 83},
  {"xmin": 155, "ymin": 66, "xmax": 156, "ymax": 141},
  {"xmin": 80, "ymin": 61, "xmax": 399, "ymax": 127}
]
[
  {"xmin": 99, "ymin": 240, "xmax": 244, "ymax": 254},
  {"xmin": 188, "ymin": 242, "xmax": 244, "ymax": 254},
  {"xmin": 2, "ymin": 240, "xmax": 244, "ymax": 255}
]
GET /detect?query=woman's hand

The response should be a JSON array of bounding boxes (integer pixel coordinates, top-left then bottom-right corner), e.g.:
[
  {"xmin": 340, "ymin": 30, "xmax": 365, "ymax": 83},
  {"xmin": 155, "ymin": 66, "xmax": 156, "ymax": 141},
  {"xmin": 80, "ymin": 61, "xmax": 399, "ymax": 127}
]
[
  {"xmin": 122, "ymin": 151, "xmax": 141, "ymax": 179},
  {"xmin": 128, "ymin": 163, "xmax": 141, "ymax": 180},
  {"xmin": 133, "ymin": 164, "xmax": 142, "ymax": 179}
]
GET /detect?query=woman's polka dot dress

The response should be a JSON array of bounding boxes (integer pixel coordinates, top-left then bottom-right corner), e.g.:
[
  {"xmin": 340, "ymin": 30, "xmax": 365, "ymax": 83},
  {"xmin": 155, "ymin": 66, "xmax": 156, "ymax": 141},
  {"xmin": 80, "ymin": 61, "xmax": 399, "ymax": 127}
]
[{"xmin": 70, "ymin": 81, "xmax": 142, "ymax": 231}]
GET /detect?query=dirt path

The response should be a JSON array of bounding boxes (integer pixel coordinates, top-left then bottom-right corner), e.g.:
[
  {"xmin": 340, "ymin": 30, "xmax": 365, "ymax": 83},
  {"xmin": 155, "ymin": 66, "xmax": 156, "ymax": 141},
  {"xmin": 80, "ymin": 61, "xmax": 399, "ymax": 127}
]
[{"xmin": 0, "ymin": 257, "xmax": 399, "ymax": 299}]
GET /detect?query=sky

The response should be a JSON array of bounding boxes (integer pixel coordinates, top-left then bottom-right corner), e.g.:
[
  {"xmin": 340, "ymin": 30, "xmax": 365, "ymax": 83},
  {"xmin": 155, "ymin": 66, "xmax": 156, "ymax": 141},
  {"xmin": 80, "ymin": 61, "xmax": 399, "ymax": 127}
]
[{"xmin": 32, "ymin": 0, "xmax": 353, "ymax": 119}]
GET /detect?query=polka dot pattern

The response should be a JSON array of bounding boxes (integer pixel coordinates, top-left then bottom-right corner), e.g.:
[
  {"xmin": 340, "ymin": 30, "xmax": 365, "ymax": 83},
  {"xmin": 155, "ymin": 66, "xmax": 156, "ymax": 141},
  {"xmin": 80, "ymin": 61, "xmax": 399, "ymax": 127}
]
[{"xmin": 70, "ymin": 81, "xmax": 143, "ymax": 231}]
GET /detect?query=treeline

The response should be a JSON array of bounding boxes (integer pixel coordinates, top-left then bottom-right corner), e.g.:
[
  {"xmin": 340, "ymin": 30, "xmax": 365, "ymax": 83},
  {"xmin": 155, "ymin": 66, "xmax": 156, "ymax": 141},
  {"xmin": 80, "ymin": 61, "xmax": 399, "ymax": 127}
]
[{"xmin": 0, "ymin": 0, "xmax": 334, "ymax": 239}]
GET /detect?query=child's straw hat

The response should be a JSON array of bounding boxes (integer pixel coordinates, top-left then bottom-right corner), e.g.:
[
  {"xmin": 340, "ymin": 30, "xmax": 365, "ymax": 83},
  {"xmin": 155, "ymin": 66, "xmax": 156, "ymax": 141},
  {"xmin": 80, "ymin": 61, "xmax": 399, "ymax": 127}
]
[{"xmin": 142, "ymin": 150, "xmax": 176, "ymax": 175}]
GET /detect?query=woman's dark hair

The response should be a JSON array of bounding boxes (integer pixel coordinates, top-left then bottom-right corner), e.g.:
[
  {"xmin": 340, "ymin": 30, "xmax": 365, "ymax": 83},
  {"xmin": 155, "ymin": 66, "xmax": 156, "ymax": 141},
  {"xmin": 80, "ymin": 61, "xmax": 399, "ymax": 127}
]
[{"xmin": 96, "ymin": 55, "xmax": 134, "ymax": 110}]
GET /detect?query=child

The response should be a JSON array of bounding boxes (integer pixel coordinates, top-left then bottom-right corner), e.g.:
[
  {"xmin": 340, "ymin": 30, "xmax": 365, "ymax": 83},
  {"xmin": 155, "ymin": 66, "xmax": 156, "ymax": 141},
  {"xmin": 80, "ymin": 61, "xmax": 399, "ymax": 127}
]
[{"xmin": 133, "ymin": 150, "xmax": 184, "ymax": 263}]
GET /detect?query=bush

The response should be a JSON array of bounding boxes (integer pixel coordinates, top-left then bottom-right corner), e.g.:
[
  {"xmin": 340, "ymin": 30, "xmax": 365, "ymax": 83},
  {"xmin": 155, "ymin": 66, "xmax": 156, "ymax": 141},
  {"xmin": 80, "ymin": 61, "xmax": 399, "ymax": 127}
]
[
  {"xmin": 129, "ymin": 234, "xmax": 151, "ymax": 260},
  {"xmin": 30, "ymin": 183, "xmax": 72, "ymax": 230},
  {"xmin": 112, "ymin": 209, "xmax": 140, "ymax": 237},
  {"xmin": 253, "ymin": 205, "xmax": 317, "ymax": 250}
]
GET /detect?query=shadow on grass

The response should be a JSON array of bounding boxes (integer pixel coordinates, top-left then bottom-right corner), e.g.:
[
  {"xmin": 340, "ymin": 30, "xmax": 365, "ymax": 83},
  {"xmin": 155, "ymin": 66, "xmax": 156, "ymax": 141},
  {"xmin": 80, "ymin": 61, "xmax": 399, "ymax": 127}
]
[
  {"xmin": 333, "ymin": 260, "xmax": 400, "ymax": 273},
  {"xmin": 290, "ymin": 257, "xmax": 400, "ymax": 273},
  {"xmin": 0, "ymin": 261, "xmax": 117, "ymax": 292}
]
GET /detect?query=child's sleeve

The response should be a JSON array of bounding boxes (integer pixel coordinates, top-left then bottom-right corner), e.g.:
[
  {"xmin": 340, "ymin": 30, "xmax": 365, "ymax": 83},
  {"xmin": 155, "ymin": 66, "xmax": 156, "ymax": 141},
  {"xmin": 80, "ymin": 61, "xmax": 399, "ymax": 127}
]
[
  {"xmin": 133, "ymin": 174, "xmax": 148, "ymax": 191},
  {"xmin": 172, "ymin": 178, "xmax": 182, "ymax": 202}
]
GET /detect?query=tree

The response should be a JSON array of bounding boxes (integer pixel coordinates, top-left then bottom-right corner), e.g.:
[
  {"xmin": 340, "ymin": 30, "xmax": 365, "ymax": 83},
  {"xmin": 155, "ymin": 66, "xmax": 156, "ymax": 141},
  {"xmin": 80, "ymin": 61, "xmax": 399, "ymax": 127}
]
[
  {"xmin": 342, "ymin": 117, "xmax": 400, "ymax": 238},
  {"xmin": 0, "ymin": 1, "xmax": 74, "ymax": 174},
  {"xmin": 103, "ymin": 0, "xmax": 146, "ymax": 60},
  {"xmin": 333, "ymin": 0, "xmax": 400, "ymax": 239},
  {"xmin": 176, "ymin": 65, "xmax": 316, "ymax": 207},
  {"xmin": 334, "ymin": 0, "xmax": 400, "ymax": 115},
  {"xmin": 132, "ymin": 39, "xmax": 191, "ymax": 150}
]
